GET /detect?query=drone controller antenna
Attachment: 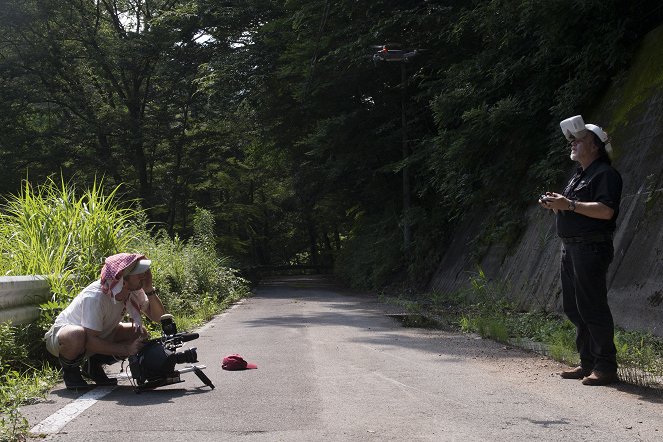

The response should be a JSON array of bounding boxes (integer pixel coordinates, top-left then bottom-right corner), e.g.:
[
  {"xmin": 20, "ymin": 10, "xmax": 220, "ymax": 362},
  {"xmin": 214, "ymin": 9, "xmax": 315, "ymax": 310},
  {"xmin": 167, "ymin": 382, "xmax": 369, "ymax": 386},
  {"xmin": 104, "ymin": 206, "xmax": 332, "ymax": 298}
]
[{"xmin": 160, "ymin": 313, "xmax": 177, "ymax": 336}]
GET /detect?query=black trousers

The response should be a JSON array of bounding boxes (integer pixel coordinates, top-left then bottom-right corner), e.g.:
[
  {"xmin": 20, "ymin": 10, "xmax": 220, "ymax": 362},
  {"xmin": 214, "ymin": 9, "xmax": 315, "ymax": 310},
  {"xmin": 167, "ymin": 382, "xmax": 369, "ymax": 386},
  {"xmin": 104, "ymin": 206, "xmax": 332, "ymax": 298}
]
[{"xmin": 560, "ymin": 240, "xmax": 617, "ymax": 373}]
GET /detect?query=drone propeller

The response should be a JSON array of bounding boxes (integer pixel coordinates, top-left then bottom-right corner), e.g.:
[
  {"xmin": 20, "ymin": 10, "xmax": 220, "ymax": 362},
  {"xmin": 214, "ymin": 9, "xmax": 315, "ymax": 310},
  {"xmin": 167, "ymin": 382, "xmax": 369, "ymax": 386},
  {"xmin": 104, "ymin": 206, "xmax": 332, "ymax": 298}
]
[{"xmin": 370, "ymin": 42, "xmax": 403, "ymax": 50}]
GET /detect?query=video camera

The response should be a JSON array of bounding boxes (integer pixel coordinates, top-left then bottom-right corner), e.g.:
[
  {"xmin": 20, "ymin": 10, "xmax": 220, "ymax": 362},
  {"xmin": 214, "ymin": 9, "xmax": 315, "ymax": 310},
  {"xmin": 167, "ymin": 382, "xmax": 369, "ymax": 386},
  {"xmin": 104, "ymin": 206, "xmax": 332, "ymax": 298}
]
[{"xmin": 128, "ymin": 314, "xmax": 215, "ymax": 392}]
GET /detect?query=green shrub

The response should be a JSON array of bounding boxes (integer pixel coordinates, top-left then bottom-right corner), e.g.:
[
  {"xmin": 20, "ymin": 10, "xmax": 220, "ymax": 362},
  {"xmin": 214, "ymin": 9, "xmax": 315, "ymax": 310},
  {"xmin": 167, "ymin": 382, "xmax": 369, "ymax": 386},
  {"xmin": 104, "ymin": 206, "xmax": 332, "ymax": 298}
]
[
  {"xmin": 133, "ymin": 207, "xmax": 250, "ymax": 326},
  {"xmin": 0, "ymin": 178, "xmax": 250, "ymax": 333},
  {"xmin": 0, "ymin": 177, "xmax": 143, "ymax": 330},
  {"xmin": 335, "ymin": 214, "xmax": 404, "ymax": 289},
  {"xmin": 0, "ymin": 323, "xmax": 27, "ymax": 374},
  {"xmin": 615, "ymin": 329, "xmax": 663, "ymax": 385},
  {"xmin": 0, "ymin": 181, "xmax": 251, "ymax": 441},
  {"xmin": 416, "ymin": 280, "xmax": 663, "ymax": 388},
  {"xmin": 0, "ymin": 365, "xmax": 59, "ymax": 442},
  {"xmin": 547, "ymin": 327, "xmax": 578, "ymax": 365}
]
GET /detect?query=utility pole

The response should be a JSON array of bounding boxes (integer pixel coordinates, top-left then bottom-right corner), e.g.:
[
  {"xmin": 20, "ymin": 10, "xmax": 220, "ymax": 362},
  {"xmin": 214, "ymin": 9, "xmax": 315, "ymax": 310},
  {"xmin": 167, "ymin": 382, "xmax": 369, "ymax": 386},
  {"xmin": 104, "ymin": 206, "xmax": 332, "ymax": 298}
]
[
  {"xmin": 400, "ymin": 61, "xmax": 411, "ymax": 250},
  {"xmin": 373, "ymin": 45, "xmax": 419, "ymax": 252}
]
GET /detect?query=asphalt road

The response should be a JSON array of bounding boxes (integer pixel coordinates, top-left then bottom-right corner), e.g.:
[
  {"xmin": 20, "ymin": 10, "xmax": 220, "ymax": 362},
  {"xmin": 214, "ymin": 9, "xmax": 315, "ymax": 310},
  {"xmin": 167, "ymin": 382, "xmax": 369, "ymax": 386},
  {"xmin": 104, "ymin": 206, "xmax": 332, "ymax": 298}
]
[{"xmin": 22, "ymin": 276, "xmax": 662, "ymax": 441}]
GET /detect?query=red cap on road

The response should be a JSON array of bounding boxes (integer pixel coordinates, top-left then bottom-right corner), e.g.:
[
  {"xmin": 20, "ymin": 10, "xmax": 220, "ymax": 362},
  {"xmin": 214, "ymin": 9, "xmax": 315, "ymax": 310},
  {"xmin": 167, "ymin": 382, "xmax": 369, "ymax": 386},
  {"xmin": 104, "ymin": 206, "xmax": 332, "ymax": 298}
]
[{"xmin": 222, "ymin": 354, "xmax": 258, "ymax": 370}]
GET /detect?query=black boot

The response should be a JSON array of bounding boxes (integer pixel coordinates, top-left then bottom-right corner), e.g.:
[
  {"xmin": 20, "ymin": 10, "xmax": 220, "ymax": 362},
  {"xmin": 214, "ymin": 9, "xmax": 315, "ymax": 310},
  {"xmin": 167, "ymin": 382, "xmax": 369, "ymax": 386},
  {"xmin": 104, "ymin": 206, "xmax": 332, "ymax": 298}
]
[
  {"xmin": 82, "ymin": 354, "xmax": 118, "ymax": 386},
  {"xmin": 59, "ymin": 355, "xmax": 91, "ymax": 390}
]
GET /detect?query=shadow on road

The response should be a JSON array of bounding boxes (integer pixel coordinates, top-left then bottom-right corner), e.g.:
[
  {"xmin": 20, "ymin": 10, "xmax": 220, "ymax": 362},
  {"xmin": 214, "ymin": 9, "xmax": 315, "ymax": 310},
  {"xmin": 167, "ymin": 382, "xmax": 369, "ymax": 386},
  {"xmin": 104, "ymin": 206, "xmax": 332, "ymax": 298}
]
[
  {"xmin": 250, "ymin": 275, "xmax": 663, "ymax": 401},
  {"xmin": 49, "ymin": 384, "xmax": 214, "ymax": 406},
  {"xmin": 611, "ymin": 382, "xmax": 663, "ymax": 405}
]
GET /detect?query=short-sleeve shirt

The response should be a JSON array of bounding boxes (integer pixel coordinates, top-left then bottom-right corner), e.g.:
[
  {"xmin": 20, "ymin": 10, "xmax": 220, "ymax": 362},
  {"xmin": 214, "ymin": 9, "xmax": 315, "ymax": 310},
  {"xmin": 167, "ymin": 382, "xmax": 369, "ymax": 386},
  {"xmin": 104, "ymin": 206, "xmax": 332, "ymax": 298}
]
[
  {"xmin": 54, "ymin": 280, "xmax": 148, "ymax": 339},
  {"xmin": 556, "ymin": 159, "xmax": 623, "ymax": 238}
]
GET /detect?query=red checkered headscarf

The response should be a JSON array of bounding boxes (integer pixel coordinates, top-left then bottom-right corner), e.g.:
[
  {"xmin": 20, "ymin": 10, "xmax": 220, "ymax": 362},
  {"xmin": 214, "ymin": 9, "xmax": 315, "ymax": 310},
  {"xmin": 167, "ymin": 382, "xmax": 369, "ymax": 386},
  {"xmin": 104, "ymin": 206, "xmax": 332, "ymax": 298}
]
[
  {"xmin": 100, "ymin": 253, "xmax": 146, "ymax": 295},
  {"xmin": 100, "ymin": 253, "xmax": 147, "ymax": 329}
]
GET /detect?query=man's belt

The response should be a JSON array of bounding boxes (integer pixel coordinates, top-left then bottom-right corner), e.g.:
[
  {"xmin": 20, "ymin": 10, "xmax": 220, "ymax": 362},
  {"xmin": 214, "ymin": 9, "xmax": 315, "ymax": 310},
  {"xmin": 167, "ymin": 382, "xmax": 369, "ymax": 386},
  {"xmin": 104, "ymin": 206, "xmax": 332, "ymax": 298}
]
[{"xmin": 560, "ymin": 233, "xmax": 613, "ymax": 244}]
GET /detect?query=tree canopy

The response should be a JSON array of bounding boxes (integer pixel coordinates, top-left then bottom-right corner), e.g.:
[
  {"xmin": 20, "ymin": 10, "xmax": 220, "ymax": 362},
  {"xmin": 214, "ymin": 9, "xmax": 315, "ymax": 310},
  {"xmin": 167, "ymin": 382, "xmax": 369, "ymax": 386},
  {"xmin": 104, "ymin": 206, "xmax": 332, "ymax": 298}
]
[{"xmin": 0, "ymin": 0, "xmax": 661, "ymax": 287}]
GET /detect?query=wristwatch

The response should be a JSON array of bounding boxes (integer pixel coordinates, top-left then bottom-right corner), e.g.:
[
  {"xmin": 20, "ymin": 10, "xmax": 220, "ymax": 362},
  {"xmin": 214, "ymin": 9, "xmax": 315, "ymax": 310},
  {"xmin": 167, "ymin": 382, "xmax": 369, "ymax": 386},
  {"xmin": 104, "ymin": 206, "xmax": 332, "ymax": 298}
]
[
  {"xmin": 145, "ymin": 288, "xmax": 158, "ymax": 297},
  {"xmin": 568, "ymin": 200, "xmax": 576, "ymax": 212}
]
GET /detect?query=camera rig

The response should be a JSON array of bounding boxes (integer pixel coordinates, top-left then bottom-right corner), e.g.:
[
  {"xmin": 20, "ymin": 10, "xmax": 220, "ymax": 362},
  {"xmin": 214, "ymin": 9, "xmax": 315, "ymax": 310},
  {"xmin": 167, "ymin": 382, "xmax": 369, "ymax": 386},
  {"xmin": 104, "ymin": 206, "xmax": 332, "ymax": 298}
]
[{"xmin": 128, "ymin": 314, "xmax": 215, "ymax": 392}]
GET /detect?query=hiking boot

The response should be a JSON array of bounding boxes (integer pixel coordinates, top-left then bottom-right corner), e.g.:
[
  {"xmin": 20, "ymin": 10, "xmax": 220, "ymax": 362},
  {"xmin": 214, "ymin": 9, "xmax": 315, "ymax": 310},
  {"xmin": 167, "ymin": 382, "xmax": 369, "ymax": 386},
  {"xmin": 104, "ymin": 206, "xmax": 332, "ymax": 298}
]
[
  {"xmin": 582, "ymin": 370, "xmax": 619, "ymax": 386},
  {"xmin": 59, "ymin": 355, "xmax": 92, "ymax": 390},
  {"xmin": 560, "ymin": 366, "xmax": 592, "ymax": 380},
  {"xmin": 82, "ymin": 355, "xmax": 118, "ymax": 386}
]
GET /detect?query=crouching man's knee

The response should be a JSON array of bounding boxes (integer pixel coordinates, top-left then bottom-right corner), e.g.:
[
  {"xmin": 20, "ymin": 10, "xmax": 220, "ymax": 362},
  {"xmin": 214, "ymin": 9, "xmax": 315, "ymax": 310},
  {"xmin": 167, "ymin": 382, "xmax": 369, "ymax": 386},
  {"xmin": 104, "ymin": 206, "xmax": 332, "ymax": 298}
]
[{"xmin": 46, "ymin": 324, "xmax": 87, "ymax": 359}]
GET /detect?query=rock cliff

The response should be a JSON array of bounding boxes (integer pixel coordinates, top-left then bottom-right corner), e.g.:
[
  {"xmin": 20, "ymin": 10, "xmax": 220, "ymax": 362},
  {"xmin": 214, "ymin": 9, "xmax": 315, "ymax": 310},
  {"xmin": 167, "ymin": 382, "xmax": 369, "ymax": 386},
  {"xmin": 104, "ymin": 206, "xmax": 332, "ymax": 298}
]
[{"xmin": 429, "ymin": 25, "xmax": 663, "ymax": 337}]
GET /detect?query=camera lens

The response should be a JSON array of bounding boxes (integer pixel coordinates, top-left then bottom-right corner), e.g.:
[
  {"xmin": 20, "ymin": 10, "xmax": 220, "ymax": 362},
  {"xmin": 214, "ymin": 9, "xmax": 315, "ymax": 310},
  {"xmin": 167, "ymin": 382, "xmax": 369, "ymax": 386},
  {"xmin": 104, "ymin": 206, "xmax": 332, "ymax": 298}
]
[{"xmin": 174, "ymin": 348, "xmax": 198, "ymax": 364}]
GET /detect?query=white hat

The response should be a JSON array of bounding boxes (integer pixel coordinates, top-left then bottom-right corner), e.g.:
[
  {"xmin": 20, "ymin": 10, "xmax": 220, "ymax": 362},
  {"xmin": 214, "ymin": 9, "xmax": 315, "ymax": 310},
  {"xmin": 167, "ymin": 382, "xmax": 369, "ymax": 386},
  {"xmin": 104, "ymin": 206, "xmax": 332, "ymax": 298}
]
[
  {"xmin": 128, "ymin": 259, "xmax": 151, "ymax": 275},
  {"xmin": 585, "ymin": 123, "xmax": 612, "ymax": 155}
]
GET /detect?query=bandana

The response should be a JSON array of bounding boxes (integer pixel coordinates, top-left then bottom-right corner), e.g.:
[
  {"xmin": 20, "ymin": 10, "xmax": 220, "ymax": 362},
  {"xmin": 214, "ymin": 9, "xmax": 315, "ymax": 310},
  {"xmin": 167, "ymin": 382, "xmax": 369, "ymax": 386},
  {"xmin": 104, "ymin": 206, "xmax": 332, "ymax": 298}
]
[{"xmin": 100, "ymin": 253, "xmax": 147, "ymax": 330}]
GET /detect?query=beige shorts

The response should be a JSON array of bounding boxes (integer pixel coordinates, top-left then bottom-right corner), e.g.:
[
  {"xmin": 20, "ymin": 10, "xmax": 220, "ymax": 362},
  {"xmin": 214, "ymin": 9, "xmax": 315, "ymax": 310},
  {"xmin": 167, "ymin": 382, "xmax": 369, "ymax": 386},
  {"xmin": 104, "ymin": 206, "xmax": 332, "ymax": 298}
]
[
  {"xmin": 44, "ymin": 324, "xmax": 64, "ymax": 357},
  {"xmin": 44, "ymin": 323, "xmax": 132, "ymax": 358}
]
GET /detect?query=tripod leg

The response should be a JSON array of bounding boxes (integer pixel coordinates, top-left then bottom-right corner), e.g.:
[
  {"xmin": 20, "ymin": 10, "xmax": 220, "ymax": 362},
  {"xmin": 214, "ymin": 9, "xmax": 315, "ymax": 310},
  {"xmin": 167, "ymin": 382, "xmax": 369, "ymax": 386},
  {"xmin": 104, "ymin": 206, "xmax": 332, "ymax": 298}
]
[{"xmin": 193, "ymin": 367, "xmax": 215, "ymax": 389}]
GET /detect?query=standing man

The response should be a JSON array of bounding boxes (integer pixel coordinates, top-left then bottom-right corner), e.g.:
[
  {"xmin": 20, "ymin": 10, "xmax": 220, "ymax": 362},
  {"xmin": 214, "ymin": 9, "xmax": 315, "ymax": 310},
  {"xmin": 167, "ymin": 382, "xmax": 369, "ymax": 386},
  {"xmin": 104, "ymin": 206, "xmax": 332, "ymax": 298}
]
[
  {"xmin": 539, "ymin": 115, "xmax": 622, "ymax": 386},
  {"xmin": 44, "ymin": 253, "xmax": 166, "ymax": 389}
]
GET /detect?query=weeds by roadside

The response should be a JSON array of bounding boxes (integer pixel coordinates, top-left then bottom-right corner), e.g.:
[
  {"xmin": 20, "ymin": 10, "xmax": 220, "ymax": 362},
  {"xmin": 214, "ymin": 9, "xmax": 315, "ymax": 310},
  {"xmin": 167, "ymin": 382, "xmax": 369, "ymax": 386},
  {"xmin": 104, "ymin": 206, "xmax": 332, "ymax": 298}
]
[
  {"xmin": 0, "ymin": 322, "xmax": 61, "ymax": 442},
  {"xmin": 380, "ymin": 269, "xmax": 663, "ymax": 389},
  {"xmin": 0, "ymin": 179, "xmax": 251, "ymax": 441}
]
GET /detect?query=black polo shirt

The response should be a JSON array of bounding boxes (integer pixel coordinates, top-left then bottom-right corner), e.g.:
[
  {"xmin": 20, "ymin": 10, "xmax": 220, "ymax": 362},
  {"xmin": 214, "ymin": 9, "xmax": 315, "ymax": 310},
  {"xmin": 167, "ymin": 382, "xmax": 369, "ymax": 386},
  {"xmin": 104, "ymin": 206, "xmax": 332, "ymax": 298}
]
[{"xmin": 556, "ymin": 159, "xmax": 622, "ymax": 238}]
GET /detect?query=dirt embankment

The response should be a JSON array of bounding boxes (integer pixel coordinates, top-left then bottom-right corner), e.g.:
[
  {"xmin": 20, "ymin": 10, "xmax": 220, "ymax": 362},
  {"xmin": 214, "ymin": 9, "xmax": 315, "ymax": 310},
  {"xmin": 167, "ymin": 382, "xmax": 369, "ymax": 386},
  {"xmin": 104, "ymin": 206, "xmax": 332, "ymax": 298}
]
[{"xmin": 429, "ymin": 24, "xmax": 663, "ymax": 338}]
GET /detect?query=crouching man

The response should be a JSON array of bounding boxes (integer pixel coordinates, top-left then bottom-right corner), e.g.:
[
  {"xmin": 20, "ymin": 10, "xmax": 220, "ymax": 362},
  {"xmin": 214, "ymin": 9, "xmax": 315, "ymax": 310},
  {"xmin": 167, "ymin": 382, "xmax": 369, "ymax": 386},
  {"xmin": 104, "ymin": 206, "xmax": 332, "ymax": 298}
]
[{"xmin": 44, "ymin": 253, "xmax": 166, "ymax": 389}]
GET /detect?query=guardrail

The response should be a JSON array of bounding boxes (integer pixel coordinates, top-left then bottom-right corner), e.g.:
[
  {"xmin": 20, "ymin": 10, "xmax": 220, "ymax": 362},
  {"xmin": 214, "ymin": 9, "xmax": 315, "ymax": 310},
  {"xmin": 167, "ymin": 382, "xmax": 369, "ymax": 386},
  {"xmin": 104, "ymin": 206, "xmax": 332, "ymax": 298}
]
[{"xmin": 0, "ymin": 276, "xmax": 51, "ymax": 325}]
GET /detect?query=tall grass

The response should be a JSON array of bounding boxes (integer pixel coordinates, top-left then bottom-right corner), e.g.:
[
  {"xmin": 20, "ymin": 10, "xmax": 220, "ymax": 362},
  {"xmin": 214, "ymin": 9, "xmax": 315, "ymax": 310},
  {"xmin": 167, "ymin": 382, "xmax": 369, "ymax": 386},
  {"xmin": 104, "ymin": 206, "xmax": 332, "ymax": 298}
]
[
  {"xmin": 0, "ymin": 177, "xmax": 142, "ymax": 308},
  {"xmin": 0, "ymin": 178, "xmax": 249, "ymax": 441},
  {"xmin": 408, "ymin": 268, "xmax": 663, "ymax": 389},
  {"xmin": 132, "ymin": 208, "xmax": 249, "ymax": 331},
  {"xmin": 0, "ymin": 176, "xmax": 248, "ymax": 333},
  {"xmin": 0, "ymin": 322, "xmax": 60, "ymax": 442}
]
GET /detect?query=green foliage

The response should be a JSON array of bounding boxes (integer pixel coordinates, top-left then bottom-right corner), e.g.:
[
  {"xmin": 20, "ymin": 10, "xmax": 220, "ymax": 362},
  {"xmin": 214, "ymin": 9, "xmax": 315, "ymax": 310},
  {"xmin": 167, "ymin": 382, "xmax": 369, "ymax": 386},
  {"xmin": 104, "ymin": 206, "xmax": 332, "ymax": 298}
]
[
  {"xmin": 0, "ymin": 177, "xmax": 141, "ymax": 279},
  {"xmin": 335, "ymin": 213, "xmax": 403, "ymax": 289},
  {"xmin": 0, "ymin": 178, "xmax": 249, "ymax": 334},
  {"xmin": 134, "ymin": 207, "xmax": 250, "ymax": 320},
  {"xmin": 1, "ymin": 0, "xmax": 661, "ymax": 287},
  {"xmin": 0, "ymin": 181, "xmax": 250, "ymax": 440},
  {"xmin": 601, "ymin": 24, "xmax": 663, "ymax": 133},
  {"xmin": 461, "ymin": 314, "xmax": 510, "ymax": 343},
  {"xmin": 0, "ymin": 322, "xmax": 60, "ymax": 442},
  {"xmin": 0, "ymin": 0, "xmax": 269, "ymax": 262},
  {"xmin": 0, "ymin": 323, "xmax": 28, "ymax": 373},
  {"xmin": 0, "ymin": 371, "xmax": 29, "ymax": 442},
  {"xmin": 480, "ymin": 317, "xmax": 510, "ymax": 344},
  {"xmin": 421, "ymin": 275, "xmax": 663, "ymax": 388},
  {"xmin": 0, "ymin": 177, "xmax": 143, "ymax": 330},
  {"xmin": 615, "ymin": 329, "xmax": 663, "ymax": 385},
  {"xmin": 0, "ymin": 366, "xmax": 60, "ymax": 442}
]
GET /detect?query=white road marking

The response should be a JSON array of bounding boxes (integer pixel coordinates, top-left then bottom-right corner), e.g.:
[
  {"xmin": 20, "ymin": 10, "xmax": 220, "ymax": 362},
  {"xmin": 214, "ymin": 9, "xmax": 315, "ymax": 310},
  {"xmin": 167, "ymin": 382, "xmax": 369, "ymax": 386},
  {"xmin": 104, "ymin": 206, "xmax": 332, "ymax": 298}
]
[{"xmin": 29, "ymin": 386, "xmax": 116, "ymax": 435}]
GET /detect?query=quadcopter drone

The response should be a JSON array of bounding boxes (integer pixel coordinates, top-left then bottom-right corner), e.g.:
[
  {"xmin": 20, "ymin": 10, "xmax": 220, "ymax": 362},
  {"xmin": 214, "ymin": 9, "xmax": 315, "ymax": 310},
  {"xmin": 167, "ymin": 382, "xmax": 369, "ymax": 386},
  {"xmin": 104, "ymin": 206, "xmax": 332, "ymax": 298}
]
[{"xmin": 372, "ymin": 44, "xmax": 420, "ymax": 63}]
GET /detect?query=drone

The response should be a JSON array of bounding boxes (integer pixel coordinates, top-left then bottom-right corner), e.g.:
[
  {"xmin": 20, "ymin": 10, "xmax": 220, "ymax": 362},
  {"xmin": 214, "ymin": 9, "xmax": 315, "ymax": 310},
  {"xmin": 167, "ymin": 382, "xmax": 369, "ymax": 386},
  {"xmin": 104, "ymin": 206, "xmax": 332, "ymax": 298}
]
[{"xmin": 372, "ymin": 44, "xmax": 420, "ymax": 63}]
